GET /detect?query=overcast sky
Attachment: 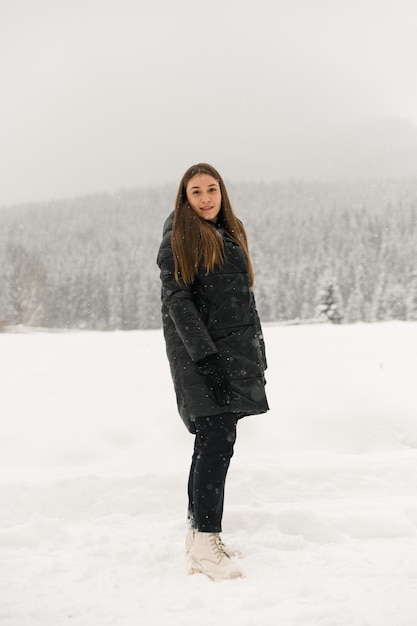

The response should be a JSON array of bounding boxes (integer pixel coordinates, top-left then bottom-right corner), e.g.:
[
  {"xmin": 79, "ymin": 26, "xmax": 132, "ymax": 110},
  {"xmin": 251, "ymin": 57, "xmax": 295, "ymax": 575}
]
[{"xmin": 2, "ymin": 0, "xmax": 417, "ymax": 205}]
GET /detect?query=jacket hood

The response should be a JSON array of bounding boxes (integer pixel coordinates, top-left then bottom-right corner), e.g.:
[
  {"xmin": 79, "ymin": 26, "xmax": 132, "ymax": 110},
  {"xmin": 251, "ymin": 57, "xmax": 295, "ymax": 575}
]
[{"xmin": 162, "ymin": 211, "xmax": 175, "ymax": 238}]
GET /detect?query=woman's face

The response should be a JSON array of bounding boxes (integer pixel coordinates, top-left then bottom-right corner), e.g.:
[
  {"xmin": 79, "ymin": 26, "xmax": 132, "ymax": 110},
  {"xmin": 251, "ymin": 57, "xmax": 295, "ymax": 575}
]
[{"xmin": 186, "ymin": 173, "xmax": 222, "ymax": 222}]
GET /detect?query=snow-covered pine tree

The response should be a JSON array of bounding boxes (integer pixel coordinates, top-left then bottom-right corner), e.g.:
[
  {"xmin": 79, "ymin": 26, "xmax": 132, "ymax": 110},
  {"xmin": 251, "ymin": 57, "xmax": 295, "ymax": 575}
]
[
  {"xmin": 316, "ymin": 277, "xmax": 344, "ymax": 324},
  {"xmin": 6, "ymin": 243, "xmax": 48, "ymax": 326},
  {"xmin": 406, "ymin": 267, "xmax": 417, "ymax": 321}
]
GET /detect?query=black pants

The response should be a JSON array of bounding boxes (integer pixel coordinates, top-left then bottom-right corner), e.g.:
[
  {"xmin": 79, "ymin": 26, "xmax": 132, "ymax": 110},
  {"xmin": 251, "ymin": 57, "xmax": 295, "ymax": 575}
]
[{"xmin": 187, "ymin": 413, "xmax": 237, "ymax": 533}]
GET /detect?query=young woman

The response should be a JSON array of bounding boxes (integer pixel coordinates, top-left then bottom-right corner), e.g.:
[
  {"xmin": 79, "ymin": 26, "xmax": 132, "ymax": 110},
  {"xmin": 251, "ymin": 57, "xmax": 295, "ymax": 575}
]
[{"xmin": 157, "ymin": 163, "xmax": 268, "ymax": 581}]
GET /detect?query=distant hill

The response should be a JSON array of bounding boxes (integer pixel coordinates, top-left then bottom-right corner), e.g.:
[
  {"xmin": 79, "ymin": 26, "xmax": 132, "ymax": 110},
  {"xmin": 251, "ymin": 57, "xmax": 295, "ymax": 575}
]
[{"xmin": 280, "ymin": 118, "xmax": 417, "ymax": 181}]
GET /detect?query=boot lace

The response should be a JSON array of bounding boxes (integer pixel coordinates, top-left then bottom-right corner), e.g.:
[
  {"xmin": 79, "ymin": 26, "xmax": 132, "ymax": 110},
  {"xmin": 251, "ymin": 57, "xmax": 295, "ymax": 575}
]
[
  {"xmin": 215, "ymin": 533, "xmax": 229, "ymax": 553},
  {"xmin": 209, "ymin": 533, "xmax": 228, "ymax": 559}
]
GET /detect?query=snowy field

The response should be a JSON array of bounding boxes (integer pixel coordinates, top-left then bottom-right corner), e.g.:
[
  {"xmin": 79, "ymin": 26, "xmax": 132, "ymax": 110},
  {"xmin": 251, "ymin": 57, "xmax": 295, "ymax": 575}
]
[{"xmin": 1, "ymin": 322, "xmax": 417, "ymax": 626}]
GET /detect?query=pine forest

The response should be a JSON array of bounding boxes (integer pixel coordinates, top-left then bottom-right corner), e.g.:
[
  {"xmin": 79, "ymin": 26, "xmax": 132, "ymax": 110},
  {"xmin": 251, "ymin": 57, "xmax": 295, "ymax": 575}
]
[{"xmin": 0, "ymin": 179, "xmax": 416, "ymax": 331}]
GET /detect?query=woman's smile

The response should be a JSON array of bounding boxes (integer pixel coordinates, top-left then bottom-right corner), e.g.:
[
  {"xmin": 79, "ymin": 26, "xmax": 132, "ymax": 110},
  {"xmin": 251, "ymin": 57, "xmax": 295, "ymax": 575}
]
[{"xmin": 186, "ymin": 173, "xmax": 222, "ymax": 222}]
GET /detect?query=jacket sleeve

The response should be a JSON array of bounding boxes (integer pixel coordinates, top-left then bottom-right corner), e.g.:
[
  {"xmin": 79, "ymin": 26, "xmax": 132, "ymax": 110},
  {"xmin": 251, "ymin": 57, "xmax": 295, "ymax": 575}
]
[
  {"xmin": 157, "ymin": 242, "xmax": 218, "ymax": 363},
  {"xmin": 251, "ymin": 291, "xmax": 268, "ymax": 371}
]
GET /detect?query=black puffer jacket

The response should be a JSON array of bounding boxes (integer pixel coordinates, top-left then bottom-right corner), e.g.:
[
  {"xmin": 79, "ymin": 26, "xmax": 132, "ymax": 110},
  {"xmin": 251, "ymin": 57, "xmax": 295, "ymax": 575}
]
[{"xmin": 157, "ymin": 211, "xmax": 268, "ymax": 433}]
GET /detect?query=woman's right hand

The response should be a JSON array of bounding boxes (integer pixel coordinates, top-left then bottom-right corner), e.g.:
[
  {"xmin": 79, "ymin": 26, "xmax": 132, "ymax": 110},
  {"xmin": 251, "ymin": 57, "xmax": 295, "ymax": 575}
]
[{"xmin": 197, "ymin": 354, "xmax": 232, "ymax": 407}]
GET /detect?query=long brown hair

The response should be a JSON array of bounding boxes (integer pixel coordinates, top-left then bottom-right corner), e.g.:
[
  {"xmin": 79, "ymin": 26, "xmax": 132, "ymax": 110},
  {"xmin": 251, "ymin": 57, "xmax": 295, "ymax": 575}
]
[{"xmin": 172, "ymin": 163, "xmax": 255, "ymax": 287}]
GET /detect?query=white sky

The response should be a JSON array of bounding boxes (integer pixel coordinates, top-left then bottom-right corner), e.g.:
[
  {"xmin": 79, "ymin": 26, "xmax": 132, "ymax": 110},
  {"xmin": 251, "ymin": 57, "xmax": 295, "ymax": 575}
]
[{"xmin": 2, "ymin": 0, "xmax": 417, "ymax": 204}]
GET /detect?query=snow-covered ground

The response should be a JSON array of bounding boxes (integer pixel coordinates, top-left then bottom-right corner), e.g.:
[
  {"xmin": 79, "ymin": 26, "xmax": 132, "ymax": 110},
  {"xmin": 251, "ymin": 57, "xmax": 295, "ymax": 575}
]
[{"xmin": 1, "ymin": 322, "xmax": 417, "ymax": 626}]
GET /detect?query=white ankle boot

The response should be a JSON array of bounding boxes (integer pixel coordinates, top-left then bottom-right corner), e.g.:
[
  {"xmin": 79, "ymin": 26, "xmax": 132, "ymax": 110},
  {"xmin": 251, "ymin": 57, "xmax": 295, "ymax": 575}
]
[
  {"xmin": 185, "ymin": 528, "xmax": 243, "ymax": 559},
  {"xmin": 187, "ymin": 532, "xmax": 243, "ymax": 580}
]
